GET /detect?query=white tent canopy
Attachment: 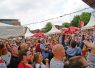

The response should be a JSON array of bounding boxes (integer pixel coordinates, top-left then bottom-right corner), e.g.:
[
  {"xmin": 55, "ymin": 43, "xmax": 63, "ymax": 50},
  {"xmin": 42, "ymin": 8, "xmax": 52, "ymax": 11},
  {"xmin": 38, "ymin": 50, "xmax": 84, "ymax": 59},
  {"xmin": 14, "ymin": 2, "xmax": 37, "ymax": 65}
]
[
  {"xmin": 46, "ymin": 25, "xmax": 61, "ymax": 35},
  {"xmin": 25, "ymin": 28, "xmax": 33, "ymax": 38},
  {"xmin": 82, "ymin": 13, "xmax": 95, "ymax": 30},
  {"xmin": 0, "ymin": 22, "xmax": 25, "ymax": 39}
]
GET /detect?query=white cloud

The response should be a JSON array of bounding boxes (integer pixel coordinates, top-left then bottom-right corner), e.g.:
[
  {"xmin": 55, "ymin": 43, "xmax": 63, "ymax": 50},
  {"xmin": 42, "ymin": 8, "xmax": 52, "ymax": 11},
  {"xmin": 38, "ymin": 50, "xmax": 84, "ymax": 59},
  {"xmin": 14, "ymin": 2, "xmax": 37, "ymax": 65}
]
[{"xmin": 0, "ymin": 0, "xmax": 94, "ymax": 30}]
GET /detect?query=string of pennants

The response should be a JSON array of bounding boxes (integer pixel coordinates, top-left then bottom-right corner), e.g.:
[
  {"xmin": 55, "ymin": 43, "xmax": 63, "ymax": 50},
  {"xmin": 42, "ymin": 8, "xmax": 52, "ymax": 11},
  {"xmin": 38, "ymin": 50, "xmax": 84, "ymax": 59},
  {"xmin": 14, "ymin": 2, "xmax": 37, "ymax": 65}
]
[{"xmin": 23, "ymin": 7, "xmax": 93, "ymax": 26}]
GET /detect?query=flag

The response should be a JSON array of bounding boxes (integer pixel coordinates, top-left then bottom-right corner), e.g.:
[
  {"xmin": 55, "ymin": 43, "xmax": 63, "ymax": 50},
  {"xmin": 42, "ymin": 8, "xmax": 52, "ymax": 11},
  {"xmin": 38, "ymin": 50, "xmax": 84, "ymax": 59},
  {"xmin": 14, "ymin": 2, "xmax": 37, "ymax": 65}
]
[{"xmin": 80, "ymin": 21, "xmax": 84, "ymax": 28}]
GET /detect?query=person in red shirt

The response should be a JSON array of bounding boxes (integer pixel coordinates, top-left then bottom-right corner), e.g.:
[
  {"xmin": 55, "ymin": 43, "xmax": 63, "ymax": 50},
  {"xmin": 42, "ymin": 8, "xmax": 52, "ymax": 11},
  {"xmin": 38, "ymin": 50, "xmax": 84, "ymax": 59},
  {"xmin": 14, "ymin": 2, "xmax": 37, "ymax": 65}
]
[
  {"xmin": 35, "ymin": 40, "xmax": 41, "ymax": 52},
  {"xmin": 18, "ymin": 50, "xmax": 33, "ymax": 68}
]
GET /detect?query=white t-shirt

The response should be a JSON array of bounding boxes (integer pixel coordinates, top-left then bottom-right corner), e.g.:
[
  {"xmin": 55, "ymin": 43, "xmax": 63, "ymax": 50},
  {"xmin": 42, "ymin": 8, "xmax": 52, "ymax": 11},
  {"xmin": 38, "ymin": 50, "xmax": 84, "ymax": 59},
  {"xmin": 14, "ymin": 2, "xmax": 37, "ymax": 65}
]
[
  {"xmin": 2, "ymin": 52, "xmax": 11, "ymax": 65},
  {"xmin": 0, "ymin": 57, "xmax": 7, "ymax": 68},
  {"xmin": 50, "ymin": 58, "xmax": 64, "ymax": 68},
  {"xmin": 35, "ymin": 63, "xmax": 46, "ymax": 68}
]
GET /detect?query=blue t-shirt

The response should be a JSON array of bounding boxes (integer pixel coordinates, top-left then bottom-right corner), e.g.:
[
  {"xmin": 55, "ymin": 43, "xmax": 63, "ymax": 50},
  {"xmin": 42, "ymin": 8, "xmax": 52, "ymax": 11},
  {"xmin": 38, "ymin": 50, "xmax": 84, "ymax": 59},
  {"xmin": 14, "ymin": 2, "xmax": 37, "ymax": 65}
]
[{"xmin": 66, "ymin": 47, "xmax": 82, "ymax": 57}]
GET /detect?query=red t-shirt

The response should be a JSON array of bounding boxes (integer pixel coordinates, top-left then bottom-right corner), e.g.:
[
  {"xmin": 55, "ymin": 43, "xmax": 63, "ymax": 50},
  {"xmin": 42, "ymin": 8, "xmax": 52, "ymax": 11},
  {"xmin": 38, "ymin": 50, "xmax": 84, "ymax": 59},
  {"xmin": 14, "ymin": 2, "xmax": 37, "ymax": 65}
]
[
  {"xmin": 18, "ymin": 62, "xmax": 31, "ymax": 68},
  {"xmin": 35, "ymin": 44, "xmax": 41, "ymax": 52}
]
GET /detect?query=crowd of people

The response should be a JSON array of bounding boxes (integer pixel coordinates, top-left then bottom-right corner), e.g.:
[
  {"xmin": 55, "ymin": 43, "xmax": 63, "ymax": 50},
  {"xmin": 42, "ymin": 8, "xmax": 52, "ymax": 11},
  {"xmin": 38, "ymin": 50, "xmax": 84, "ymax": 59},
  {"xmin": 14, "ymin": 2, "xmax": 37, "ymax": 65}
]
[{"xmin": 0, "ymin": 31, "xmax": 95, "ymax": 68}]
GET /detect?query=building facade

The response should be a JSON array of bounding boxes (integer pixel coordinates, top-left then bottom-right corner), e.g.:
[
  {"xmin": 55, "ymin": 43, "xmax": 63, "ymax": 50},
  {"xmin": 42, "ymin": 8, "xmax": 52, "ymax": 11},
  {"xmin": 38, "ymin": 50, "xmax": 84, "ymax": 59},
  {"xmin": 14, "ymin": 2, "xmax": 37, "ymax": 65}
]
[
  {"xmin": 0, "ymin": 19, "xmax": 21, "ymax": 26},
  {"xmin": 82, "ymin": 0, "xmax": 95, "ymax": 9}
]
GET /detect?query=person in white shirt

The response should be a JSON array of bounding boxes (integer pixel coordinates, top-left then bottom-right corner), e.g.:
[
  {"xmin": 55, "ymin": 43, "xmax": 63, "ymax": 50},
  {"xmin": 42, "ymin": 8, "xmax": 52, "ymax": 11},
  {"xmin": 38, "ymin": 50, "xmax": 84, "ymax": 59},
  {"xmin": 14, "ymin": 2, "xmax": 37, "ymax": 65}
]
[
  {"xmin": 50, "ymin": 44, "xmax": 65, "ymax": 68},
  {"xmin": 83, "ymin": 40, "xmax": 95, "ymax": 68},
  {"xmin": 34, "ymin": 52, "xmax": 49, "ymax": 68},
  {"xmin": 0, "ymin": 43, "xmax": 7, "ymax": 68},
  {"xmin": 2, "ymin": 46, "xmax": 11, "ymax": 66}
]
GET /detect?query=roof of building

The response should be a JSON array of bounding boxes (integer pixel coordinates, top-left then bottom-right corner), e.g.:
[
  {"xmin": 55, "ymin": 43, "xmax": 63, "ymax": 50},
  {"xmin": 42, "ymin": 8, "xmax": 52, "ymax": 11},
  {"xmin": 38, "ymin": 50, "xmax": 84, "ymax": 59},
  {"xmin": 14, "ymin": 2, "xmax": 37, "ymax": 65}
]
[
  {"xmin": 0, "ymin": 19, "xmax": 21, "ymax": 26},
  {"xmin": 0, "ymin": 19, "xmax": 18, "ymax": 21},
  {"xmin": 82, "ymin": 0, "xmax": 95, "ymax": 9}
]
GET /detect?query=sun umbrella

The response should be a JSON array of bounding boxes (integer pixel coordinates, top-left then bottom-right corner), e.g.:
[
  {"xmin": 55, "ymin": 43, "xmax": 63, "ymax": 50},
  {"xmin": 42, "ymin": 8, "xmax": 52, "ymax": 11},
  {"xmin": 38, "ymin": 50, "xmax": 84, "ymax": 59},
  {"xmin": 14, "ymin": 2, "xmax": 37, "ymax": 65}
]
[{"xmin": 32, "ymin": 32, "xmax": 46, "ymax": 38}]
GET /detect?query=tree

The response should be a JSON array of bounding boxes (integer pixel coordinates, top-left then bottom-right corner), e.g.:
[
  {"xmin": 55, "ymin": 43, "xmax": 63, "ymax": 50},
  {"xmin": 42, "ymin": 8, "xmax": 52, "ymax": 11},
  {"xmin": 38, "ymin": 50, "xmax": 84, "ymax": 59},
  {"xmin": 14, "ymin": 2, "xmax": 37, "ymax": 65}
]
[
  {"xmin": 80, "ymin": 12, "xmax": 91, "ymax": 25},
  {"xmin": 71, "ymin": 15, "xmax": 80, "ymax": 27},
  {"xmin": 62, "ymin": 22, "xmax": 71, "ymax": 28},
  {"xmin": 43, "ymin": 22, "xmax": 52, "ymax": 33},
  {"xmin": 70, "ymin": 12, "xmax": 91, "ymax": 27}
]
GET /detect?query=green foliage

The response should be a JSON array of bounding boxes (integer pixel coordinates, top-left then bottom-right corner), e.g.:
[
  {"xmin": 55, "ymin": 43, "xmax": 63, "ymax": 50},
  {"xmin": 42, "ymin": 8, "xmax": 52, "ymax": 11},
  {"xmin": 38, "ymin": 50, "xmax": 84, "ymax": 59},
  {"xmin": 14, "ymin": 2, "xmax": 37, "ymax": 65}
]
[
  {"xmin": 43, "ymin": 12, "xmax": 91, "ymax": 32},
  {"xmin": 62, "ymin": 22, "xmax": 71, "ymax": 28},
  {"xmin": 80, "ymin": 12, "xmax": 91, "ymax": 25},
  {"xmin": 69, "ymin": 12, "xmax": 91, "ymax": 27},
  {"xmin": 71, "ymin": 15, "xmax": 80, "ymax": 27},
  {"xmin": 43, "ymin": 22, "xmax": 52, "ymax": 33}
]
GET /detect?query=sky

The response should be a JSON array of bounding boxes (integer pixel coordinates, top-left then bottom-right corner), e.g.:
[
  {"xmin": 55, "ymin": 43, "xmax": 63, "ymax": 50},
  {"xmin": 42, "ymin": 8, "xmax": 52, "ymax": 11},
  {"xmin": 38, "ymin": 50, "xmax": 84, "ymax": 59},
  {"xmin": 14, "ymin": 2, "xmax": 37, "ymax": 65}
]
[{"xmin": 0, "ymin": 0, "xmax": 94, "ymax": 30}]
